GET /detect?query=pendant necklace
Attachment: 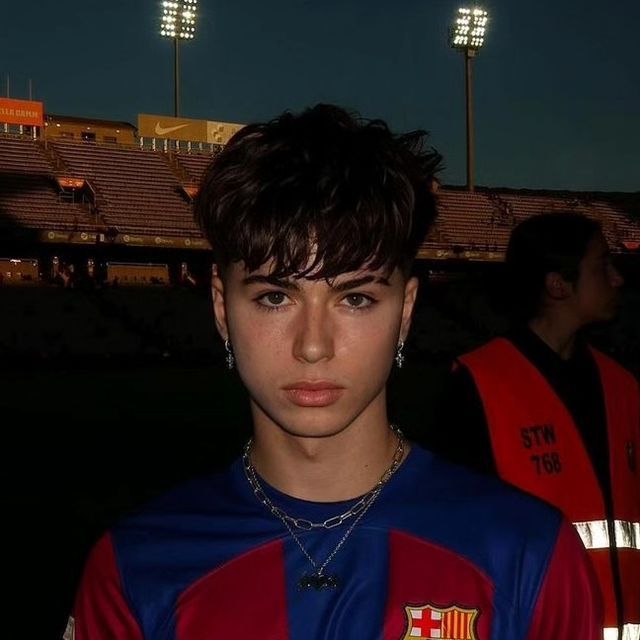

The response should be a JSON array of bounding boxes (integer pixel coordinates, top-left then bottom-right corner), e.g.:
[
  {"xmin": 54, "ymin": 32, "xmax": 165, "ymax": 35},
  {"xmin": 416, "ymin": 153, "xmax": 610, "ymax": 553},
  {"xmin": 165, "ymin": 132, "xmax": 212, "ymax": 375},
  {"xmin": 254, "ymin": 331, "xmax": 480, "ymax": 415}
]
[{"xmin": 242, "ymin": 424, "xmax": 405, "ymax": 590}]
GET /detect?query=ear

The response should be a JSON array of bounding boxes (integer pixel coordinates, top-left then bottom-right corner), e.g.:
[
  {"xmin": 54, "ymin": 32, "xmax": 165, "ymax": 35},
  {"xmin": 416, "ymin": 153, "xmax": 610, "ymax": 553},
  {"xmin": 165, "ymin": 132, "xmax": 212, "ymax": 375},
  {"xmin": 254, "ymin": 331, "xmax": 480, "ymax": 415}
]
[
  {"xmin": 544, "ymin": 272, "xmax": 572, "ymax": 301},
  {"xmin": 400, "ymin": 276, "xmax": 420, "ymax": 341},
  {"xmin": 211, "ymin": 265, "xmax": 229, "ymax": 340}
]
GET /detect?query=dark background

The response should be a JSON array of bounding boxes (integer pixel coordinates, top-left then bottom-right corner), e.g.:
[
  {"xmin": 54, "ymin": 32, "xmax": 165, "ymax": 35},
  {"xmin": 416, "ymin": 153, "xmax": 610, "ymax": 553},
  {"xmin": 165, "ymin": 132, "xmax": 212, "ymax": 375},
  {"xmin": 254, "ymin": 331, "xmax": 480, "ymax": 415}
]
[{"xmin": 2, "ymin": 257, "xmax": 640, "ymax": 638}]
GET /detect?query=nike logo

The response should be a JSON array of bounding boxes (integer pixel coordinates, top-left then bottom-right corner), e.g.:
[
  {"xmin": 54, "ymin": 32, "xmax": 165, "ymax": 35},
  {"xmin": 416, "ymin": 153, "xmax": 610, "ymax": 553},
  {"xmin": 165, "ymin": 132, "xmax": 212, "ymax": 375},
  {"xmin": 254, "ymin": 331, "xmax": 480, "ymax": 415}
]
[{"xmin": 154, "ymin": 122, "xmax": 190, "ymax": 136}]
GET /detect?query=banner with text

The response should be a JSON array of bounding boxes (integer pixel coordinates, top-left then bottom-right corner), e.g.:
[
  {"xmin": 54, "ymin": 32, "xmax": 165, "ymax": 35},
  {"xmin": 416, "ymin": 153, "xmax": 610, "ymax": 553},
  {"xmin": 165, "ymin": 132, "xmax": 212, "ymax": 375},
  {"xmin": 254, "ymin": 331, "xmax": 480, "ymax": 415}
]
[{"xmin": 0, "ymin": 98, "xmax": 44, "ymax": 127}]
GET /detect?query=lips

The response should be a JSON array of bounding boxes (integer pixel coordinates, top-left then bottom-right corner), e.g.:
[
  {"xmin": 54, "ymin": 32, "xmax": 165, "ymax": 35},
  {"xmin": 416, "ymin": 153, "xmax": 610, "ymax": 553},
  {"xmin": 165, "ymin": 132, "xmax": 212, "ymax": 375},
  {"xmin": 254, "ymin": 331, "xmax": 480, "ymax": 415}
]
[{"xmin": 282, "ymin": 381, "xmax": 344, "ymax": 407}]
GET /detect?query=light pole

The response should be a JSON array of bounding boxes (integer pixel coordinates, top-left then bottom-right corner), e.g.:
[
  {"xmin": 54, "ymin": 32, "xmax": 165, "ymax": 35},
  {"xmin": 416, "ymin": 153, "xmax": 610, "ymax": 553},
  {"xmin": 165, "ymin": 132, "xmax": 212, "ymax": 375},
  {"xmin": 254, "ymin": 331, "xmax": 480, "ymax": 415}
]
[
  {"xmin": 160, "ymin": 0, "xmax": 198, "ymax": 117},
  {"xmin": 450, "ymin": 7, "xmax": 488, "ymax": 192}
]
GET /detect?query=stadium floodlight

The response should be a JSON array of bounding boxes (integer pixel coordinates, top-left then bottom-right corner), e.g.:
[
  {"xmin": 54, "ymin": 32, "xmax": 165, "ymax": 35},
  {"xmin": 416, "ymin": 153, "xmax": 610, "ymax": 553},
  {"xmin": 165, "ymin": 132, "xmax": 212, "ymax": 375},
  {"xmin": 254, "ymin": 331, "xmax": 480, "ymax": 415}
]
[
  {"xmin": 449, "ymin": 7, "xmax": 489, "ymax": 192},
  {"xmin": 450, "ymin": 7, "xmax": 488, "ymax": 51},
  {"xmin": 159, "ymin": 0, "xmax": 199, "ymax": 117}
]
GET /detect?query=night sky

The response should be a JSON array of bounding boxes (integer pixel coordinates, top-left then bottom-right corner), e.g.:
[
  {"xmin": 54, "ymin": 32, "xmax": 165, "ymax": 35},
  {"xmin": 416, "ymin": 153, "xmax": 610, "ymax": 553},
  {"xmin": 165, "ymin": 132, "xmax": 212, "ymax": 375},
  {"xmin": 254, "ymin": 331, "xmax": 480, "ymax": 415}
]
[{"xmin": 1, "ymin": 0, "xmax": 638, "ymax": 192}]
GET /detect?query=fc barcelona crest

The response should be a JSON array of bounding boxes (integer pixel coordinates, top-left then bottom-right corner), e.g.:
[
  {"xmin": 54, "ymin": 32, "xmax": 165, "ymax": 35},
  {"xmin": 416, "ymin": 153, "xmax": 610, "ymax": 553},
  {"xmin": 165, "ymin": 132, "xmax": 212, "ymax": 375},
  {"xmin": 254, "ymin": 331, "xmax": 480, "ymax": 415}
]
[{"xmin": 401, "ymin": 604, "xmax": 479, "ymax": 640}]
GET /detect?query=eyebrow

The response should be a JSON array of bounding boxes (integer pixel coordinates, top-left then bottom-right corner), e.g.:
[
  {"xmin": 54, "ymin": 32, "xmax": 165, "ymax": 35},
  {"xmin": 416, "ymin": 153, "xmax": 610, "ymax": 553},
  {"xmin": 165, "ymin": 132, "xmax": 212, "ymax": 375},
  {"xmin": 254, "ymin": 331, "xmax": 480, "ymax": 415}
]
[
  {"xmin": 332, "ymin": 276, "xmax": 391, "ymax": 292},
  {"xmin": 241, "ymin": 274, "xmax": 390, "ymax": 291},
  {"xmin": 242, "ymin": 275, "xmax": 299, "ymax": 290}
]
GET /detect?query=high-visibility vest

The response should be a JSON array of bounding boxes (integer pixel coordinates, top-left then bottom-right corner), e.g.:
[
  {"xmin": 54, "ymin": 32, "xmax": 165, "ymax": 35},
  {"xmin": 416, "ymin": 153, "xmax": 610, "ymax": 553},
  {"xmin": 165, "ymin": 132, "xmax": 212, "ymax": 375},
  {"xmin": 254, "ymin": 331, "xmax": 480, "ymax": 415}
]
[{"xmin": 459, "ymin": 338, "xmax": 640, "ymax": 640}]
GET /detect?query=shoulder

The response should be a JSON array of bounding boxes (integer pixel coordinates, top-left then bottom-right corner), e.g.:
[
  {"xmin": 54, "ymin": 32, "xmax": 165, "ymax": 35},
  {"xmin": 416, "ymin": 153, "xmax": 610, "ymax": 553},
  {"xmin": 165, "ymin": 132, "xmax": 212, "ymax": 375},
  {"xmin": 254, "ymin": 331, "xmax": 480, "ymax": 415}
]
[
  {"xmin": 98, "ymin": 460, "xmax": 284, "ymax": 635},
  {"xmin": 590, "ymin": 346, "xmax": 638, "ymax": 383},
  {"xmin": 409, "ymin": 446, "xmax": 563, "ymax": 533},
  {"xmin": 105, "ymin": 459, "xmax": 272, "ymax": 574},
  {"xmin": 389, "ymin": 446, "xmax": 565, "ymax": 599},
  {"xmin": 457, "ymin": 337, "xmax": 516, "ymax": 370},
  {"xmin": 111, "ymin": 461, "xmax": 247, "ymax": 541}
]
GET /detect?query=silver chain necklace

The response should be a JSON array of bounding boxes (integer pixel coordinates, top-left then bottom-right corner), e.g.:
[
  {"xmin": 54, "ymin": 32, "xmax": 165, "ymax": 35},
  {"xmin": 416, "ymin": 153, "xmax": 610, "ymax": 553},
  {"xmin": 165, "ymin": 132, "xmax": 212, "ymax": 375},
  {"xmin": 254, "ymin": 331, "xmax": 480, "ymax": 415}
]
[{"xmin": 242, "ymin": 425, "xmax": 405, "ymax": 590}]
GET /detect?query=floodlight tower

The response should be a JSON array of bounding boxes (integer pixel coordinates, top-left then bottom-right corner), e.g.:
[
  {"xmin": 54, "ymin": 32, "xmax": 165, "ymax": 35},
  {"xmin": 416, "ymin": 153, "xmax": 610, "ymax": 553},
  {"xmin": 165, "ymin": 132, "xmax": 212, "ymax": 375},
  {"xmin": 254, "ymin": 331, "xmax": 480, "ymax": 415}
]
[
  {"xmin": 450, "ymin": 7, "xmax": 488, "ymax": 192},
  {"xmin": 160, "ymin": 0, "xmax": 198, "ymax": 117}
]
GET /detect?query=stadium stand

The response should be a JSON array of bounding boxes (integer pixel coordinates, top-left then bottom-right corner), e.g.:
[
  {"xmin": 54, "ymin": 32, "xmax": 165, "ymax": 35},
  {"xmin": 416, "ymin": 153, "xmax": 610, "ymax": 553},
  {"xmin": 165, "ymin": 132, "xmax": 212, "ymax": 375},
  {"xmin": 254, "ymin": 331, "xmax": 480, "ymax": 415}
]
[
  {"xmin": 174, "ymin": 150, "xmax": 219, "ymax": 183},
  {"xmin": 1, "ymin": 117, "xmax": 639, "ymax": 287},
  {"xmin": 50, "ymin": 140, "xmax": 202, "ymax": 237},
  {"xmin": 0, "ymin": 136, "xmax": 97, "ymax": 233},
  {"xmin": 426, "ymin": 187, "xmax": 640, "ymax": 259}
]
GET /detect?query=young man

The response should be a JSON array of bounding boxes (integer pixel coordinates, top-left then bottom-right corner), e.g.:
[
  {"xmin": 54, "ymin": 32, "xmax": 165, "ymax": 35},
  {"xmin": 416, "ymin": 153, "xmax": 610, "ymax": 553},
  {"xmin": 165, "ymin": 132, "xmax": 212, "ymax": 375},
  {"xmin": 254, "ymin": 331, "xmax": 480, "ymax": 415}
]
[
  {"xmin": 66, "ymin": 106, "xmax": 602, "ymax": 640},
  {"xmin": 433, "ymin": 213, "xmax": 639, "ymax": 640}
]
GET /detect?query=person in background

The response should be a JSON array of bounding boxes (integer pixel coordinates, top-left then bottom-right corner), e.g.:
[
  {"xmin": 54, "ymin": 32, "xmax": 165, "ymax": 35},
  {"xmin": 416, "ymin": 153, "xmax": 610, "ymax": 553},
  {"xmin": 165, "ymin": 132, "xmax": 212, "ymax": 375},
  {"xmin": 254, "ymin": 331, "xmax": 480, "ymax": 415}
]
[
  {"xmin": 433, "ymin": 212, "xmax": 639, "ymax": 640},
  {"xmin": 66, "ymin": 108, "xmax": 602, "ymax": 640}
]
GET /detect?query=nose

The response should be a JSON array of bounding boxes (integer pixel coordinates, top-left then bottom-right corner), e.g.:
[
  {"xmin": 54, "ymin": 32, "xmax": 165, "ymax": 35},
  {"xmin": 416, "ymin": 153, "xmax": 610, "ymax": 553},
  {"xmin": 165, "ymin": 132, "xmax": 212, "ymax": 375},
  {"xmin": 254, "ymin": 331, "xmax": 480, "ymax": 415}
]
[{"xmin": 292, "ymin": 304, "xmax": 334, "ymax": 364}]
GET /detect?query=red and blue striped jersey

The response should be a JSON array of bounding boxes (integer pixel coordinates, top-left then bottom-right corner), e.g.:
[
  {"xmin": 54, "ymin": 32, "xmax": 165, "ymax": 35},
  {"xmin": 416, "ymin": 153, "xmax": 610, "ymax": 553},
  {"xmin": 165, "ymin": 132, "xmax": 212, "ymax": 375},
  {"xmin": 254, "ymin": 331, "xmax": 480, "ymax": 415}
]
[{"xmin": 70, "ymin": 446, "xmax": 602, "ymax": 640}]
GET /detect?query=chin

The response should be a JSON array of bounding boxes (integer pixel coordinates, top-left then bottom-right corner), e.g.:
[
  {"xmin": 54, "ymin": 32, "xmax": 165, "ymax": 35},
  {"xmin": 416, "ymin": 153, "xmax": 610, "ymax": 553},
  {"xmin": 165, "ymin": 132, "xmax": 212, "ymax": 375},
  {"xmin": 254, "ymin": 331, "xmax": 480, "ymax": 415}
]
[{"xmin": 273, "ymin": 406, "xmax": 361, "ymax": 439}]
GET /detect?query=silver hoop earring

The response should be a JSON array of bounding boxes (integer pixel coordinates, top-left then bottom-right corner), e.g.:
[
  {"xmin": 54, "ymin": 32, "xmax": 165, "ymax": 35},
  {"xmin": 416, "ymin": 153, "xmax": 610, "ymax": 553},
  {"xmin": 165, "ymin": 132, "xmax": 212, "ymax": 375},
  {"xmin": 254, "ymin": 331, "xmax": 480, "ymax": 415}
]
[
  {"xmin": 395, "ymin": 340, "xmax": 405, "ymax": 369},
  {"xmin": 224, "ymin": 339, "xmax": 235, "ymax": 370}
]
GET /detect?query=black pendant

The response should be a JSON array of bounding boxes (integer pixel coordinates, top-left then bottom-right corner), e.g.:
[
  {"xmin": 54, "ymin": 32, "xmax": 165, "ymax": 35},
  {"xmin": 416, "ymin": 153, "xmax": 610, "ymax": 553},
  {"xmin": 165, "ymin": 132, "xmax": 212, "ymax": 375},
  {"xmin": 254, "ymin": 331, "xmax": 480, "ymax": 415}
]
[{"xmin": 298, "ymin": 573, "xmax": 340, "ymax": 590}]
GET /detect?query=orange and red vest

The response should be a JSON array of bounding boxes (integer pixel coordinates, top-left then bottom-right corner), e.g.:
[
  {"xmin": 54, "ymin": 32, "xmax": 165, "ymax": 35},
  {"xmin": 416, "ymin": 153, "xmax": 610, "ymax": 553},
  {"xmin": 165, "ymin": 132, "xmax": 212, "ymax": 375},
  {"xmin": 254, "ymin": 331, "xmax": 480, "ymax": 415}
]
[{"xmin": 459, "ymin": 338, "xmax": 640, "ymax": 640}]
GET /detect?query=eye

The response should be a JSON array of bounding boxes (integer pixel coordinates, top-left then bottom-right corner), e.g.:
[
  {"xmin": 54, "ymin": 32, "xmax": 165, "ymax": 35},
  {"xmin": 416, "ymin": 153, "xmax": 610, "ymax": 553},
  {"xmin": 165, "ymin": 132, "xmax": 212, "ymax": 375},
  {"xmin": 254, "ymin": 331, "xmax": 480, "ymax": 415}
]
[
  {"xmin": 342, "ymin": 293, "xmax": 375, "ymax": 308},
  {"xmin": 256, "ymin": 291, "xmax": 290, "ymax": 308}
]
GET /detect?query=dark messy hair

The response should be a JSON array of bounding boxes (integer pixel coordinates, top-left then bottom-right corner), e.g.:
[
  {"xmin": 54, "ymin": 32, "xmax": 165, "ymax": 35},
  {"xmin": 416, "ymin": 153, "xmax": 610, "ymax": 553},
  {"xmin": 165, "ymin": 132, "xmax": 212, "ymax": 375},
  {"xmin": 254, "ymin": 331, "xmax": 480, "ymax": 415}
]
[
  {"xmin": 194, "ymin": 104, "xmax": 442, "ymax": 279},
  {"xmin": 505, "ymin": 212, "xmax": 602, "ymax": 321}
]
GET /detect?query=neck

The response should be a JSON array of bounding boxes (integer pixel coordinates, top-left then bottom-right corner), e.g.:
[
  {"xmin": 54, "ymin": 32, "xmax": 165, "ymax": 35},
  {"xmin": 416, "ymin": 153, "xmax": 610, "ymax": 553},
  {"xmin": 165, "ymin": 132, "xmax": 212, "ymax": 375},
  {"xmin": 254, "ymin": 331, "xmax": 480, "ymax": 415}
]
[
  {"xmin": 248, "ymin": 410, "xmax": 407, "ymax": 502},
  {"xmin": 528, "ymin": 313, "xmax": 580, "ymax": 360}
]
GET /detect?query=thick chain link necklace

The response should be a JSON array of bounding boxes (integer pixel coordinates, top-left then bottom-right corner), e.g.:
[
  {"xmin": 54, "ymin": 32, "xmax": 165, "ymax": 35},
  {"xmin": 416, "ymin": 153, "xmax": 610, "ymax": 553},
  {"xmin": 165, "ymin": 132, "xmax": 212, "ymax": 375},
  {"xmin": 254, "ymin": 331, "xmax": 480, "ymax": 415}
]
[{"xmin": 242, "ymin": 425, "xmax": 405, "ymax": 590}]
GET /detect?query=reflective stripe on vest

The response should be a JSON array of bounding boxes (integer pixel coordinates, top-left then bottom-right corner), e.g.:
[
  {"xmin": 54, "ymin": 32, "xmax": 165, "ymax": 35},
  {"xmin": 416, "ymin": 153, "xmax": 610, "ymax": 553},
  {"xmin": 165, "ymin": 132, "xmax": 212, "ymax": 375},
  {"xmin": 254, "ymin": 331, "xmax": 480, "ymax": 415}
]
[
  {"xmin": 603, "ymin": 623, "xmax": 640, "ymax": 640},
  {"xmin": 574, "ymin": 520, "xmax": 640, "ymax": 550}
]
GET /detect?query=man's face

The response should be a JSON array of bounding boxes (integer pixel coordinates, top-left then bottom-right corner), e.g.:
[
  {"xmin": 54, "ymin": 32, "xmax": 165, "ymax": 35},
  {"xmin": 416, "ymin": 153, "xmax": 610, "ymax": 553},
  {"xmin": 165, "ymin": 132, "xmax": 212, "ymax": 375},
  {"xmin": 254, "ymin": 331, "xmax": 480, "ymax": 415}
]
[
  {"xmin": 570, "ymin": 232, "xmax": 624, "ymax": 324},
  {"xmin": 212, "ymin": 261, "xmax": 418, "ymax": 439}
]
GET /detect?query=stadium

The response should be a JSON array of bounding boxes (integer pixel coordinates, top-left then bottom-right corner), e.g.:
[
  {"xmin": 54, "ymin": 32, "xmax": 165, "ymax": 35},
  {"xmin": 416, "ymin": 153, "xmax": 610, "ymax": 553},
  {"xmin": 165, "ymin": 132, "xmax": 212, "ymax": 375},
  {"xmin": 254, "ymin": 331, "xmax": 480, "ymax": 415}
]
[
  {"xmin": 2, "ymin": 97, "xmax": 640, "ymax": 359},
  {"xmin": 2, "ymin": 99, "xmax": 640, "ymax": 638},
  {"xmin": 2, "ymin": 99, "xmax": 640, "ymax": 286}
]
